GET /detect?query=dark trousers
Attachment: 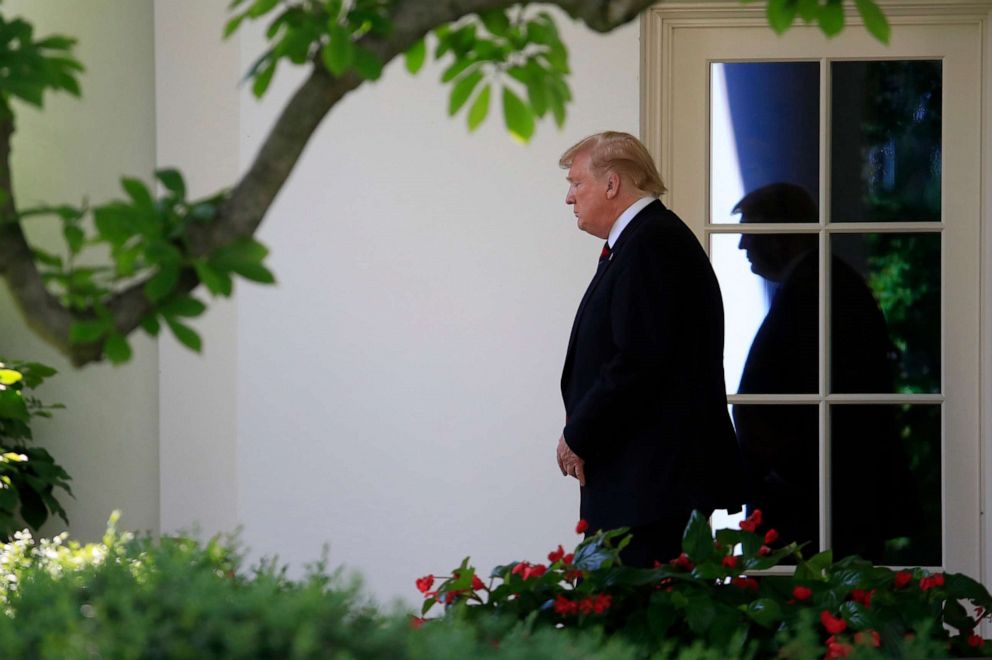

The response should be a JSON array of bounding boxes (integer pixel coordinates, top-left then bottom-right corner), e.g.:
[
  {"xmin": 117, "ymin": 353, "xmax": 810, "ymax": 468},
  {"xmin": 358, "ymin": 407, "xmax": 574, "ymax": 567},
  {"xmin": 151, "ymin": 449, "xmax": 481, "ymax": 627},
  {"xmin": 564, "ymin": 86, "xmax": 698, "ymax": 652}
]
[{"xmin": 617, "ymin": 510, "xmax": 707, "ymax": 568}]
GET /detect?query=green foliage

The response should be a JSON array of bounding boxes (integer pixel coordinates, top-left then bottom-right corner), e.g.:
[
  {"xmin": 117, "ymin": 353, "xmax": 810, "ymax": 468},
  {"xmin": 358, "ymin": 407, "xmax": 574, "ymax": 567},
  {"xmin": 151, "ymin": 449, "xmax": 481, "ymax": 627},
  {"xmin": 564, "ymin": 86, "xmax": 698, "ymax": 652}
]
[
  {"xmin": 757, "ymin": 0, "xmax": 890, "ymax": 43},
  {"xmin": 0, "ymin": 10, "xmax": 83, "ymax": 118},
  {"xmin": 418, "ymin": 511, "xmax": 992, "ymax": 658},
  {"xmin": 431, "ymin": 9, "xmax": 572, "ymax": 139},
  {"xmin": 226, "ymin": 0, "xmax": 393, "ymax": 95},
  {"xmin": 29, "ymin": 170, "xmax": 274, "ymax": 361},
  {"xmin": 0, "ymin": 359, "xmax": 70, "ymax": 540}
]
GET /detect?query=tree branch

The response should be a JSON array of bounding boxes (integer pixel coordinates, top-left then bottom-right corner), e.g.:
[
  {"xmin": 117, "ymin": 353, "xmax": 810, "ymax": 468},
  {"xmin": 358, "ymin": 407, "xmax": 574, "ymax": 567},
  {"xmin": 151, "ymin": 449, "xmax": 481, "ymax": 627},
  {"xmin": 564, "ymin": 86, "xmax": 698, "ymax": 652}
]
[{"xmin": 3, "ymin": 0, "xmax": 657, "ymax": 366}]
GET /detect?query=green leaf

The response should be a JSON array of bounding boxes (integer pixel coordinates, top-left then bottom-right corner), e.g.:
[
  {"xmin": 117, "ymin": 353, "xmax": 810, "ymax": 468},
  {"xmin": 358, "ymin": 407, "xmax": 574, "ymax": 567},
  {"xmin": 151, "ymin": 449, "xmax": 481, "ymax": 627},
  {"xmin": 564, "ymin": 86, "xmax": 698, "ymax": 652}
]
[
  {"xmin": 248, "ymin": 0, "xmax": 279, "ymax": 18},
  {"xmin": 166, "ymin": 318, "xmax": 202, "ymax": 353},
  {"xmin": 767, "ymin": 0, "xmax": 798, "ymax": 34},
  {"xmin": 502, "ymin": 87, "xmax": 534, "ymax": 143},
  {"xmin": 479, "ymin": 10, "xmax": 511, "ymax": 36},
  {"xmin": 122, "ymin": 177, "xmax": 155, "ymax": 214},
  {"xmin": 223, "ymin": 13, "xmax": 247, "ymax": 39},
  {"xmin": 69, "ymin": 319, "xmax": 110, "ymax": 344},
  {"xmin": 0, "ymin": 390, "xmax": 29, "ymax": 422},
  {"xmin": 441, "ymin": 57, "xmax": 475, "ymax": 83},
  {"xmin": 352, "ymin": 47, "xmax": 383, "ymax": 81},
  {"xmin": 818, "ymin": 0, "xmax": 845, "ymax": 36},
  {"xmin": 681, "ymin": 510, "xmax": 715, "ymax": 563},
  {"xmin": 322, "ymin": 25, "xmax": 354, "ymax": 76},
  {"xmin": 211, "ymin": 238, "xmax": 275, "ymax": 284},
  {"xmin": 144, "ymin": 264, "xmax": 181, "ymax": 303},
  {"xmin": 195, "ymin": 260, "xmax": 233, "ymax": 297},
  {"xmin": 796, "ymin": 0, "xmax": 819, "ymax": 21},
  {"xmin": 0, "ymin": 369, "xmax": 22, "ymax": 386},
  {"xmin": 104, "ymin": 333, "xmax": 132, "ymax": 365},
  {"xmin": 156, "ymin": 168, "xmax": 186, "ymax": 198},
  {"xmin": 466, "ymin": 83, "xmax": 491, "ymax": 132},
  {"xmin": 404, "ymin": 38, "xmax": 426, "ymax": 74},
  {"xmin": 795, "ymin": 549, "xmax": 833, "ymax": 581},
  {"xmin": 854, "ymin": 0, "xmax": 890, "ymax": 43},
  {"xmin": 160, "ymin": 296, "xmax": 207, "ymax": 318},
  {"xmin": 745, "ymin": 599, "xmax": 783, "ymax": 628},
  {"xmin": 448, "ymin": 69, "xmax": 483, "ymax": 116},
  {"xmin": 140, "ymin": 314, "xmax": 161, "ymax": 337},
  {"xmin": 63, "ymin": 224, "xmax": 85, "ymax": 254},
  {"xmin": 252, "ymin": 60, "xmax": 277, "ymax": 98}
]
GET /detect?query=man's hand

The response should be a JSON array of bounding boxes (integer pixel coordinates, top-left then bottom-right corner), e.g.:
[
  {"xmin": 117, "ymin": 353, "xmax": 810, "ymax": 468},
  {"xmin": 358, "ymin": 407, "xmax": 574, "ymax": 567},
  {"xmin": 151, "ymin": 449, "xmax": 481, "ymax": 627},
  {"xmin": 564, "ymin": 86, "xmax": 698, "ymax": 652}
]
[{"xmin": 556, "ymin": 434, "xmax": 586, "ymax": 486}]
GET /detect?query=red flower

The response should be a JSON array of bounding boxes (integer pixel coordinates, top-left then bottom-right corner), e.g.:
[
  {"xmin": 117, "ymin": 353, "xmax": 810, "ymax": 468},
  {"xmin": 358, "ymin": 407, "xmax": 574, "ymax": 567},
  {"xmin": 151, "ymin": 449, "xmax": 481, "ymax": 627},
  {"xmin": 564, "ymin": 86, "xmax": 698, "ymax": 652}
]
[
  {"xmin": 893, "ymin": 570, "xmax": 913, "ymax": 589},
  {"xmin": 578, "ymin": 597, "xmax": 595, "ymax": 615},
  {"xmin": 758, "ymin": 545, "xmax": 772, "ymax": 556},
  {"xmin": 416, "ymin": 575, "xmax": 434, "ymax": 593},
  {"xmin": 855, "ymin": 630, "xmax": 881, "ymax": 647},
  {"xmin": 562, "ymin": 553, "xmax": 574, "ymax": 565},
  {"xmin": 764, "ymin": 529, "xmax": 779, "ymax": 544},
  {"xmin": 968, "ymin": 633, "xmax": 985, "ymax": 648},
  {"xmin": 409, "ymin": 616, "xmax": 426, "ymax": 629},
  {"xmin": 792, "ymin": 585, "xmax": 813, "ymax": 601},
  {"xmin": 826, "ymin": 639, "xmax": 853, "ymax": 659},
  {"xmin": 722, "ymin": 555, "xmax": 739, "ymax": 569},
  {"xmin": 920, "ymin": 573, "xmax": 945, "ymax": 591},
  {"xmin": 575, "ymin": 519, "xmax": 589, "ymax": 534},
  {"xmin": 593, "ymin": 593, "xmax": 613, "ymax": 613},
  {"xmin": 851, "ymin": 588, "xmax": 875, "ymax": 608},
  {"xmin": 548, "ymin": 545, "xmax": 565, "ymax": 563},
  {"xmin": 511, "ymin": 562, "xmax": 527, "ymax": 577},
  {"xmin": 523, "ymin": 563, "xmax": 547, "ymax": 580},
  {"xmin": 471, "ymin": 575, "xmax": 485, "ymax": 591},
  {"xmin": 732, "ymin": 577, "xmax": 759, "ymax": 591},
  {"xmin": 670, "ymin": 552, "xmax": 694, "ymax": 571},
  {"xmin": 565, "ymin": 568, "xmax": 583, "ymax": 582},
  {"xmin": 820, "ymin": 611, "xmax": 848, "ymax": 635},
  {"xmin": 553, "ymin": 595, "xmax": 578, "ymax": 616},
  {"xmin": 740, "ymin": 509, "xmax": 763, "ymax": 532}
]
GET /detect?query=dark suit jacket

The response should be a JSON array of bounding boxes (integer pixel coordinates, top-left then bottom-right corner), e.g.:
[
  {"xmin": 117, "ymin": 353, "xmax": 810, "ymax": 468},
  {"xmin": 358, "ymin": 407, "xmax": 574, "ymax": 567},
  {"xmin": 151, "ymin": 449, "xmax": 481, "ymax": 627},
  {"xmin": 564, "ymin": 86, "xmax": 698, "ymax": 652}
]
[{"xmin": 561, "ymin": 200, "xmax": 742, "ymax": 532}]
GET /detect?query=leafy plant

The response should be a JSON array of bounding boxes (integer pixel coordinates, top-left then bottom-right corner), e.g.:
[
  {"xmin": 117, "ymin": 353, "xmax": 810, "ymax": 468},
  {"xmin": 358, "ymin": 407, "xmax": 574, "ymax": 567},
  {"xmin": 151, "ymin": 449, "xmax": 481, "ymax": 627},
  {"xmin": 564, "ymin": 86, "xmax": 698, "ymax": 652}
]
[
  {"xmin": 418, "ymin": 511, "xmax": 992, "ymax": 658},
  {"xmin": 0, "ymin": 358, "xmax": 71, "ymax": 539}
]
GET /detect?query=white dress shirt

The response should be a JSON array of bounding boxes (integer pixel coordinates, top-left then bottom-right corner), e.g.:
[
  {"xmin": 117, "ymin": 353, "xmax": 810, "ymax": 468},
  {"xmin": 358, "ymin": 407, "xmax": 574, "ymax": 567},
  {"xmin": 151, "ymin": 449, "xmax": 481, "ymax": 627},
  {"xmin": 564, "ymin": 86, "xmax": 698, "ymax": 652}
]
[{"xmin": 608, "ymin": 196, "xmax": 658, "ymax": 249}]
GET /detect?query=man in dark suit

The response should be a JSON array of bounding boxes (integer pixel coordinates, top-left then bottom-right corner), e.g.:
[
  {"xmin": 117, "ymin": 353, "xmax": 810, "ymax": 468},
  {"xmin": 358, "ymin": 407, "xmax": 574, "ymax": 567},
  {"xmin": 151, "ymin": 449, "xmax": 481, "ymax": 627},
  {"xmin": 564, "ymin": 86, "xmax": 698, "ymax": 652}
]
[{"xmin": 555, "ymin": 132, "xmax": 742, "ymax": 567}]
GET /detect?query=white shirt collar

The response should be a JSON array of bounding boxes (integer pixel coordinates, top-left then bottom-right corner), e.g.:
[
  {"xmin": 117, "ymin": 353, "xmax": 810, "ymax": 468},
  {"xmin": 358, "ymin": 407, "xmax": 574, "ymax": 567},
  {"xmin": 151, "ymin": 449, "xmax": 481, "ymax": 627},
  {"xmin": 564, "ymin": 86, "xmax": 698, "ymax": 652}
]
[{"xmin": 607, "ymin": 197, "xmax": 657, "ymax": 249}]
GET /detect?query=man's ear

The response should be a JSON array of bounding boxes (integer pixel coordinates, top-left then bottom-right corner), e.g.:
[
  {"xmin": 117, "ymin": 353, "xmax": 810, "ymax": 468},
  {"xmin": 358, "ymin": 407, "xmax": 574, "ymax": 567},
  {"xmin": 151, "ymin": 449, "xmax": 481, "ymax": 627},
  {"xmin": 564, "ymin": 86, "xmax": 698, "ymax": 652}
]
[{"xmin": 605, "ymin": 172, "xmax": 620, "ymax": 199}]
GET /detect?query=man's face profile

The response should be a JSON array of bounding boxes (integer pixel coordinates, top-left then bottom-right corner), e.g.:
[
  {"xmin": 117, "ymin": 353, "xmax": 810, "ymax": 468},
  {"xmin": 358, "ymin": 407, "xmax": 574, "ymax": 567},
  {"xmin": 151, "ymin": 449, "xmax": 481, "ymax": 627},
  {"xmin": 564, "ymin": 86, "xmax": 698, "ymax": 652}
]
[{"xmin": 565, "ymin": 150, "xmax": 614, "ymax": 240}]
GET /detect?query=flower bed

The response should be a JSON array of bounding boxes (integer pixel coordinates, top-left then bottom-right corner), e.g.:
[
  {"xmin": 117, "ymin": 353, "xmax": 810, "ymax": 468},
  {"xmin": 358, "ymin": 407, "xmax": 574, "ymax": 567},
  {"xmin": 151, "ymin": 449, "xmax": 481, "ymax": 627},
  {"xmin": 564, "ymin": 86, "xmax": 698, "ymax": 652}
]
[{"xmin": 417, "ymin": 511, "xmax": 992, "ymax": 658}]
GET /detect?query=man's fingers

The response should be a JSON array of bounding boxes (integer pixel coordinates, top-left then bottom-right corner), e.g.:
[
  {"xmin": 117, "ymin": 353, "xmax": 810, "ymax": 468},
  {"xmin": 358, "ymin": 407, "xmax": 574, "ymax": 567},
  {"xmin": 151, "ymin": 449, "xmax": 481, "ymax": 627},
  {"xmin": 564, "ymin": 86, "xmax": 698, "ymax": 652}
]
[
  {"xmin": 557, "ymin": 449, "xmax": 566, "ymax": 476},
  {"xmin": 576, "ymin": 463, "xmax": 586, "ymax": 487}
]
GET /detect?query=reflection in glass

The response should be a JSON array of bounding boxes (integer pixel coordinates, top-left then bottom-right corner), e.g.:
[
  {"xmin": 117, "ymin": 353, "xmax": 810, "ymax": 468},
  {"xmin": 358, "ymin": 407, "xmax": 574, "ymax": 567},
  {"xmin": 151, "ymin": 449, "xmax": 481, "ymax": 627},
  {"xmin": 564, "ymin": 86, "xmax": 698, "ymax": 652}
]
[
  {"xmin": 710, "ymin": 62, "xmax": 819, "ymax": 224},
  {"xmin": 832, "ymin": 234, "xmax": 940, "ymax": 394},
  {"xmin": 722, "ymin": 184, "xmax": 821, "ymax": 394},
  {"xmin": 832, "ymin": 405, "xmax": 941, "ymax": 566},
  {"xmin": 831, "ymin": 60, "xmax": 942, "ymax": 222},
  {"xmin": 732, "ymin": 404, "xmax": 819, "ymax": 556}
]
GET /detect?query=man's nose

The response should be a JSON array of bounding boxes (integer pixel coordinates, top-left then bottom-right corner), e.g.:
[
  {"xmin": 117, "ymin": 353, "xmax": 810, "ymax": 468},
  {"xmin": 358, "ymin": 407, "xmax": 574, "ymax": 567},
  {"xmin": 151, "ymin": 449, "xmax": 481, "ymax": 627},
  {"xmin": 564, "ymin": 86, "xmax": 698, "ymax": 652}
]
[
  {"xmin": 566, "ymin": 190, "xmax": 575, "ymax": 205},
  {"xmin": 738, "ymin": 234, "xmax": 750, "ymax": 250}
]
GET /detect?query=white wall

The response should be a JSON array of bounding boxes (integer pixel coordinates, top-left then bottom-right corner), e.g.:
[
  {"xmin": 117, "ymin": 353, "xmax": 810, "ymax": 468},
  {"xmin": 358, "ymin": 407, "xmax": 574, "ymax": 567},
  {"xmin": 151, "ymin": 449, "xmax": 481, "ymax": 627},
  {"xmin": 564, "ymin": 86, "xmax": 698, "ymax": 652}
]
[
  {"xmin": 229, "ymin": 11, "xmax": 641, "ymax": 604},
  {"xmin": 154, "ymin": 0, "xmax": 241, "ymax": 537},
  {"xmin": 0, "ymin": 1, "xmax": 159, "ymax": 539}
]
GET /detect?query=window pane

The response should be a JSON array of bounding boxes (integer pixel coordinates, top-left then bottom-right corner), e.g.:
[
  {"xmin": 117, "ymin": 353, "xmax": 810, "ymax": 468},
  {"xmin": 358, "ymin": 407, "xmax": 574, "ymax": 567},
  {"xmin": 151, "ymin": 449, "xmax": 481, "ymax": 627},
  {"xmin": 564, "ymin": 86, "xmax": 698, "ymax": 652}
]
[
  {"xmin": 733, "ymin": 404, "xmax": 819, "ymax": 556},
  {"xmin": 710, "ymin": 62, "xmax": 820, "ymax": 223},
  {"xmin": 831, "ymin": 234, "xmax": 940, "ymax": 394},
  {"xmin": 713, "ymin": 233, "xmax": 819, "ymax": 394},
  {"xmin": 831, "ymin": 60, "xmax": 942, "ymax": 222},
  {"xmin": 832, "ymin": 404, "xmax": 941, "ymax": 566}
]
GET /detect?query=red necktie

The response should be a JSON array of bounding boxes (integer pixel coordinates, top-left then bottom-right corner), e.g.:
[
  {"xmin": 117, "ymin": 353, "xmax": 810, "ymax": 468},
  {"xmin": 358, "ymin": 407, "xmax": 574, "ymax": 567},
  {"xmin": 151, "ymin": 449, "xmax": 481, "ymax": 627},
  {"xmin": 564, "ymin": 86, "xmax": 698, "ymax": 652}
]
[{"xmin": 599, "ymin": 242, "xmax": 611, "ymax": 263}]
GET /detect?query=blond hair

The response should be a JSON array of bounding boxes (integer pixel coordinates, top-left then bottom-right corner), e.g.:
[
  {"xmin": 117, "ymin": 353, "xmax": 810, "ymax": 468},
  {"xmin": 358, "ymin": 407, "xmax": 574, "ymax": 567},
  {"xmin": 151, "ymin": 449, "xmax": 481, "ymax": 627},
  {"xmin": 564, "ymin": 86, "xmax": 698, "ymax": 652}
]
[{"xmin": 559, "ymin": 131, "xmax": 667, "ymax": 196}]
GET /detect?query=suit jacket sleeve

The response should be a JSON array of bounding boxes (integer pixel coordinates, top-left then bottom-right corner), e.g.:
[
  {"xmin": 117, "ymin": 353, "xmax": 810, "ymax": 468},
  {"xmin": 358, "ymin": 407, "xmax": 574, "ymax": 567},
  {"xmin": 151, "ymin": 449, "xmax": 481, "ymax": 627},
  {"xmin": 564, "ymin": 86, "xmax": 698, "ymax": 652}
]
[{"xmin": 563, "ymin": 242, "xmax": 672, "ymax": 460}]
